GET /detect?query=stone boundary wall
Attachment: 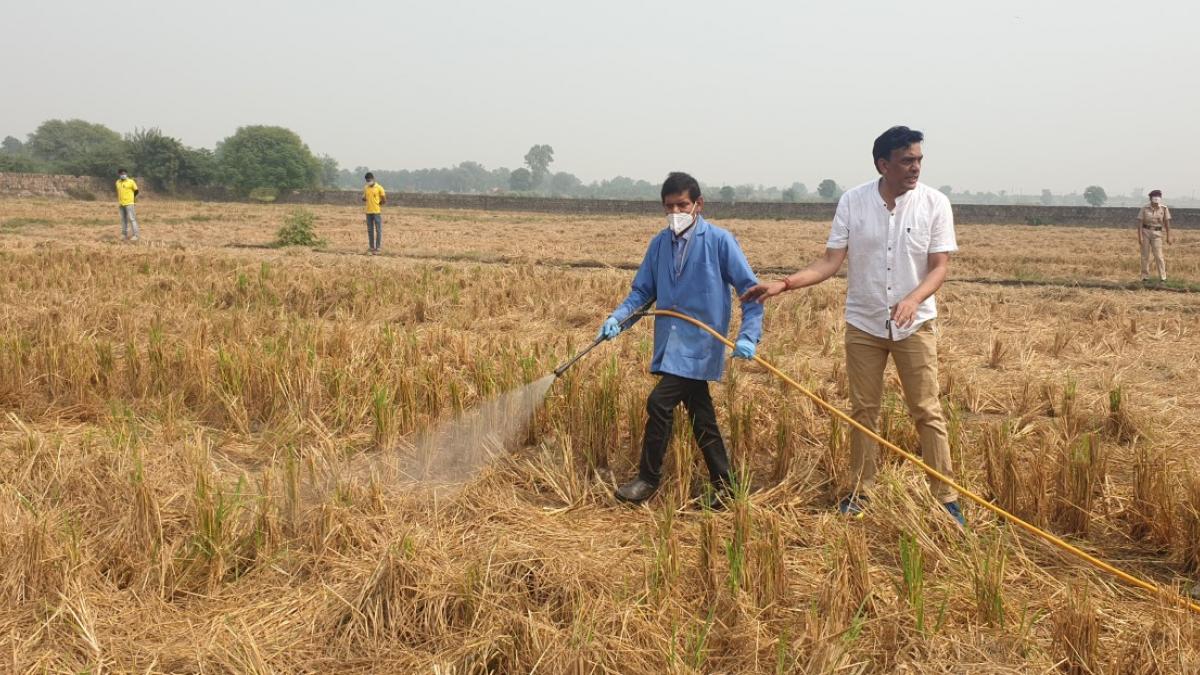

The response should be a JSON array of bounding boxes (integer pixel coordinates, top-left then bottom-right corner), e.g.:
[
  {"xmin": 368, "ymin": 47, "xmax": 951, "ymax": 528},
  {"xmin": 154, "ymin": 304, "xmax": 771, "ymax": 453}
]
[
  {"xmin": 3, "ymin": 173, "xmax": 1194, "ymax": 227},
  {"xmin": 0, "ymin": 172, "xmax": 145, "ymax": 201},
  {"xmin": 186, "ymin": 186, "xmax": 1200, "ymax": 228}
]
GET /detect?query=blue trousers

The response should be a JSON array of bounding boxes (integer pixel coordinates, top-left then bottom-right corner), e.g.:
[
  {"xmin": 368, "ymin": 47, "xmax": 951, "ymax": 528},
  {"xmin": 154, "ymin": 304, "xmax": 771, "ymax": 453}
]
[{"xmin": 366, "ymin": 213, "xmax": 382, "ymax": 250}]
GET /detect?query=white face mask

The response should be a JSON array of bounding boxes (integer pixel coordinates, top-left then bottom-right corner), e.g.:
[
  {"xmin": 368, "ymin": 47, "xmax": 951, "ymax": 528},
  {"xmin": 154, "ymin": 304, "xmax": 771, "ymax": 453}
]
[
  {"xmin": 667, "ymin": 206, "xmax": 696, "ymax": 236},
  {"xmin": 1151, "ymin": 196, "xmax": 1161, "ymax": 205}
]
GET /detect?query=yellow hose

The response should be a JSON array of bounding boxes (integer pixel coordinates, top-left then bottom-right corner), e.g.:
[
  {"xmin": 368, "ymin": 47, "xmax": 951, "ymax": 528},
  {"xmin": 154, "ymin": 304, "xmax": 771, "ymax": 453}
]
[{"xmin": 646, "ymin": 308, "xmax": 1200, "ymax": 615}]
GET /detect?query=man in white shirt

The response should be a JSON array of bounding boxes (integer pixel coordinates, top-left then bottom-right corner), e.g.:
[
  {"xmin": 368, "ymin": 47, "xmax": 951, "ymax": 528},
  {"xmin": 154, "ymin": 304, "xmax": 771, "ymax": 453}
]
[{"xmin": 741, "ymin": 125, "xmax": 963, "ymax": 526}]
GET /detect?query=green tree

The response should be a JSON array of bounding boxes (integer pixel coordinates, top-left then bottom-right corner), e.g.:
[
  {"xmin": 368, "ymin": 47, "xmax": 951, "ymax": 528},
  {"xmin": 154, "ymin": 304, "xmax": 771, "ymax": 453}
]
[
  {"xmin": 789, "ymin": 182, "xmax": 808, "ymax": 198},
  {"xmin": 318, "ymin": 154, "xmax": 340, "ymax": 188},
  {"xmin": 1083, "ymin": 185, "xmax": 1107, "ymax": 207},
  {"xmin": 549, "ymin": 171, "xmax": 582, "ymax": 196},
  {"xmin": 719, "ymin": 185, "xmax": 736, "ymax": 202},
  {"xmin": 126, "ymin": 128, "xmax": 185, "ymax": 192},
  {"xmin": 938, "ymin": 185, "xmax": 953, "ymax": 196},
  {"xmin": 0, "ymin": 154, "xmax": 43, "ymax": 173},
  {"xmin": 523, "ymin": 144, "xmax": 554, "ymax": 187},
  {"xmin": 1, "ymin": 136, "xmax": 23, "ymax": 155},
  {"xmin": 817, "ymin": 179, "xmax": 841, "ymax": 200},
  {"xmin": 509, "ymin": 167, "xmax": 534, "ymax": 192},
  {"xmin": 1040, "ymin": 189, "xmax": 1054, "ymax": 206},
  {"xmin": 26, "ymin": 119, "xmax": 131, "ymax": 177},
  {"xmin": 126, "ymin": 128, "xmax": 218, "ymax": 192},
  {"xmin": 179, "ymin": 147, "xmax": 218, "ymax": 188},
  {"xmin": 781, "ymin": 187, "xmax": 798, "ymax": 202},
  {"xmin": 216, "ymin": 125, "xmax": 321, "ymax": 195},
  {"xmin": 457, "ymin": 161, "xmax": 490, "ymax": 192}
]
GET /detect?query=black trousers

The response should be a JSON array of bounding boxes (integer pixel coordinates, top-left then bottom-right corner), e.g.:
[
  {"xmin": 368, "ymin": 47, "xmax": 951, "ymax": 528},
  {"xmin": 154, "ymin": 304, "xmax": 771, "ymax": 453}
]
[{"xmin": 639, "ymin": 374, "xmax": 731, "ymax": 487}]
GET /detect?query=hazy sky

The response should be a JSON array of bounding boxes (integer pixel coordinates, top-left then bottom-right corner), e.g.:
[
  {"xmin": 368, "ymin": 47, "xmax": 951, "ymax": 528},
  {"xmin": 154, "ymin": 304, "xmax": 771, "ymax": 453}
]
[{"xmin": 4, "ymin": 1, "xmax": 1197, "ymax": 196}]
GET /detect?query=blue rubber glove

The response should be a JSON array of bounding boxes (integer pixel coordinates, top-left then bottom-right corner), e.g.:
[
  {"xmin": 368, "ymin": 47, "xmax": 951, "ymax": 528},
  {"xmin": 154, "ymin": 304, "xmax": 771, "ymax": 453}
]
[
  {"xmin": 732, "ymin": 338, "xmax": 756, "ymax": 359},
  {"xmin": 599, "ymin": 316, "xmax": 621, "ymax": 340}
]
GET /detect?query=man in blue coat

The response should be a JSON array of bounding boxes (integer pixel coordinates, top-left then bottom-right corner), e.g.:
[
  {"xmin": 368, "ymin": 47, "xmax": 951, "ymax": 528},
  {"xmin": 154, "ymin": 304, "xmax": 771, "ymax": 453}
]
[{"xmin": 600, "ymin": 172, "xmax": 764, "ymax": 506}]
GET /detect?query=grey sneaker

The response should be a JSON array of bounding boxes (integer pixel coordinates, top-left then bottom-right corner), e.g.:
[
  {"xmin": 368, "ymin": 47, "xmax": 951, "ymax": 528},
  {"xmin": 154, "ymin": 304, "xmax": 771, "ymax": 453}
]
[{"xmin": 615, "ymin": 478, "xmax": 658, "ymax": 504}]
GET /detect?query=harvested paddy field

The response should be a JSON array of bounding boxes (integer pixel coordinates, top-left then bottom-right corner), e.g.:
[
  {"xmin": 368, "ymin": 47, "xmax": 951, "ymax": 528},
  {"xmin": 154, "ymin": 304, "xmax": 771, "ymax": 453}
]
[{"xmin": 2, "ymin": 197, "xmax": 1199, "ymax": 672}]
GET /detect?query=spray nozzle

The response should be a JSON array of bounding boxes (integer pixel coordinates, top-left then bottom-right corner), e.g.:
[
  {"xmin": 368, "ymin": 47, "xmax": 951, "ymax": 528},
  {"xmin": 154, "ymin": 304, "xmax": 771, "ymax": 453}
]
[{"xmin": 551, "ymin": 298, "xmax": 655, "ymax": 378}]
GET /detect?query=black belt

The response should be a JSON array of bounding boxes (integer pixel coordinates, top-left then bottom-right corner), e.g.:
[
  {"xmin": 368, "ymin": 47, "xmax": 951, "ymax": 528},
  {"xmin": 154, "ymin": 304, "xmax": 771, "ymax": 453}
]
[{"xmin": 1142, "ymin": 225, "xmax": 1163, "ymax": 231}]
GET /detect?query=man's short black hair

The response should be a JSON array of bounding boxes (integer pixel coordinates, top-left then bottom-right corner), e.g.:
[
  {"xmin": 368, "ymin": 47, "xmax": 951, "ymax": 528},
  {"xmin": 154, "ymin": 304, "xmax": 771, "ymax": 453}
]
[
  {"xmin": 118, "ymin": 168, "xmax": 127, "ymax": 174},
  {"xmin": 364, "ymin": 172, "xmax": 375, "ymax": 181},
  {"xmin": 1149, "ymin": 189, "xmax": 1162, "ymax": 198},
  {"xmin": 661, "ymin": 171, "xmax": 701, "ymax": 202},
  {"xmin": 872, "ymin": 126, "xmax": 925, "ymax": 171}
]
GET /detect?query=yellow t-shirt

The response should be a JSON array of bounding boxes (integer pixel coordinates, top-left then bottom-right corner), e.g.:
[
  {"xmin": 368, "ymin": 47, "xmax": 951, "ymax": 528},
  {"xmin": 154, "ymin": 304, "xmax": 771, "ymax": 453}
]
[
  {"xmin": 116, "ymin": 178, "xmax": 138, "ymax": 206},
  {"xmin": 363, "ymin": 183, "xmax": 386, "ymax": 214}
]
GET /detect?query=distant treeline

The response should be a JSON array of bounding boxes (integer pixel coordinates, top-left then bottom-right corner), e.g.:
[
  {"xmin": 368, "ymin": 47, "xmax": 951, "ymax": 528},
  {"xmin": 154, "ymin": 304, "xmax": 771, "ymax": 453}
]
[
  {"xmin": 334, "ymin": 143, "xmax": 834, "ymax": 202},
  {"xmin": 2, "ymin": 120, "xmax": 1185, "ymax": 206},
  {"xmin": 328, "ymin": 160, "xmax": 1193, "ymax": 207},
  {"xmin": 334, "ymin": 163, "xmax": 675, "ymax": 201},
  {"xmin": 0, "ymin": 120, "xmax": 338, "ymax": 198}
]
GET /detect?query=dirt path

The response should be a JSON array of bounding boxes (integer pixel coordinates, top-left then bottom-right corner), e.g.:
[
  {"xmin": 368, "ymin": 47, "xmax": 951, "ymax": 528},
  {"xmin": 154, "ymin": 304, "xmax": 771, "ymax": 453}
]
[{"xmin": 226, "ymin": 242, "xmax": 1200, "ymax": 294}]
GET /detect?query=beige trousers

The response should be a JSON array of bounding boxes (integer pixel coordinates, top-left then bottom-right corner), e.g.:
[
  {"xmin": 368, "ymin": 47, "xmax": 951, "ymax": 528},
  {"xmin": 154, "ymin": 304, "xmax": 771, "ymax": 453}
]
[
  {"xmin": 1140, "ymin": 230, "xmax": 1166, "ymax": 280},
  {"xmin": 844, "ymin": 322, "xmax": 957, "ymax": 503}
]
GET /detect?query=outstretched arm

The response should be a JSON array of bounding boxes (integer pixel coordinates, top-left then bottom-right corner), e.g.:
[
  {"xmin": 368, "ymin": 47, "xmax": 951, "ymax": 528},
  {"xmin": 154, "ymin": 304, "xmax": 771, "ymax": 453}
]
[
  {"xmin": 741, "ymin": 247, "xmax": 847, "ymax": 303},
  {"xmin": 743, "ymin": 194, "xmax": 851, "ymax": 303}
]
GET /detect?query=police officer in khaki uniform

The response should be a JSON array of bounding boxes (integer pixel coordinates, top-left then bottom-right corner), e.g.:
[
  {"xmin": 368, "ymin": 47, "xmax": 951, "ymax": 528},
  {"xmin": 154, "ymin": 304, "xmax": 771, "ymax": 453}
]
[{"xmin": 1137, "ymin": 189, "xmax": 1172, "ymax": 282}]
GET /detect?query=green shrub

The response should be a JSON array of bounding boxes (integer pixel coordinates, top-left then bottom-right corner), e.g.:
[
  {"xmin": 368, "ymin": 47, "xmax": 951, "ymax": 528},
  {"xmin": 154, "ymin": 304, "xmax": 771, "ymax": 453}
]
[
  {"xmin": 274, "ymin": 208, "xmax": 325, "ymax": 248},
  {"xmin": 248, "ymin": 187, "xmax": 279, "ymax": 203}
]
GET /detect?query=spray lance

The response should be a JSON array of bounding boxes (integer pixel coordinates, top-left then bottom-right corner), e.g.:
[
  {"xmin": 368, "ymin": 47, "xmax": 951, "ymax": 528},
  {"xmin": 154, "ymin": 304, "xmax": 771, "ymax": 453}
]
[{"xmin": 552, "ymin": 298, "xmax": 655, "ymax": 378}]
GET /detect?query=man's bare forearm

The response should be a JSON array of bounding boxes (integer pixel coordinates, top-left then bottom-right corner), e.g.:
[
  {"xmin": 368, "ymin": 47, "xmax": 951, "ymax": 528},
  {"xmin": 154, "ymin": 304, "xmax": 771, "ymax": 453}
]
[
  {"xmin": 742, "ymin": 248, "xmax": 846, "ymax": 303},
  {"xmin": 905, "ymin": 258, "xmax": 949, "ymax": 305},
  {"xmin": 781, "ymin": 249, "xmax": 846, "ymax": 290}
]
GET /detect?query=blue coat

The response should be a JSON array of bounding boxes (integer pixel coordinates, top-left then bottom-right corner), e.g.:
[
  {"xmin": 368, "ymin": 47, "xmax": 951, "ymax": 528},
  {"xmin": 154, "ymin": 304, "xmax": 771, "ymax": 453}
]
[{"xmin": 610, "ymin": 216, "xmax": 763, "ymax": 382}]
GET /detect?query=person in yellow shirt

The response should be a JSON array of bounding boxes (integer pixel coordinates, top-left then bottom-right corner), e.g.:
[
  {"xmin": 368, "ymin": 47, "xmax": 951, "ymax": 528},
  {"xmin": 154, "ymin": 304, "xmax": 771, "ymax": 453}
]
[
  {"xmin": 115, "ymin": 168, "xmax": 140, "ymax": 242},
  {"xmin": 362, "ymin": 172, "xmax": 387, "ymax": 255}
]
